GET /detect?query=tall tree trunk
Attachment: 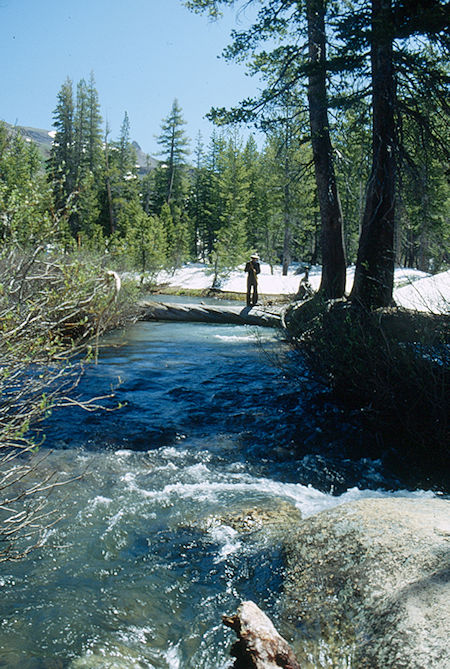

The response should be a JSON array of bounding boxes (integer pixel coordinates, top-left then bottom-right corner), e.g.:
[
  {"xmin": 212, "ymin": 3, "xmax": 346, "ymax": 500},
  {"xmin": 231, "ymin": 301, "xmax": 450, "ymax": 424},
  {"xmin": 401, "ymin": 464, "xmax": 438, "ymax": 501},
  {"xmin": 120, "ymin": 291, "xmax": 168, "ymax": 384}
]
[
  {"xmin": 350, "ymin": 0, "xmax": 396, "ymax": 308},
  {"xmin": 282, "ymin": 209, "xmax": 292, "ymax": 275},
  {"xmin": 104, "ymin": 128, "xmax": 115, "ymax": 235},
  {"xmin": 306, "ymin": 0, "xmax": 346, "ymax": 298},
  {"xmin": 282, "ymin": 112, "xmax": 292, "ymax": 276},
  {"xmin": 282, "ymin": 160, "xmax": 292, "ymax": 275},
  {"xmin": 166, "ymin": 131, "xmax": 176, "ymax": 204}
]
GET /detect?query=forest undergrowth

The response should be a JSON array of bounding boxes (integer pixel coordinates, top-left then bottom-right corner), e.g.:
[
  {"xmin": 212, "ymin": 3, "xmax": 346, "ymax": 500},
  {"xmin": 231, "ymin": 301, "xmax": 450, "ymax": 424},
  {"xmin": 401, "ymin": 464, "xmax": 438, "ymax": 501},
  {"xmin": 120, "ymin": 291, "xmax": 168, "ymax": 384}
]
[
  {"xmin": 0, "ymin": 246, "xmax": 139, "ymax": 561},
  {"xmin": 284, "ymin": 296, "xmax": 450, "ymax": 491}
]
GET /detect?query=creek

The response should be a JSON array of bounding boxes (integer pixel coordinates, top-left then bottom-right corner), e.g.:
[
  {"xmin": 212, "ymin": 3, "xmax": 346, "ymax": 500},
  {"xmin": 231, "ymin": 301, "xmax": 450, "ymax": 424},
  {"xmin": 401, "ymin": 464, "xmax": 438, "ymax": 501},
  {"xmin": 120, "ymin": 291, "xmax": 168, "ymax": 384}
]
[{"xmin": 0, "ymin": 298, "xmax": 435, "ymax": 668}]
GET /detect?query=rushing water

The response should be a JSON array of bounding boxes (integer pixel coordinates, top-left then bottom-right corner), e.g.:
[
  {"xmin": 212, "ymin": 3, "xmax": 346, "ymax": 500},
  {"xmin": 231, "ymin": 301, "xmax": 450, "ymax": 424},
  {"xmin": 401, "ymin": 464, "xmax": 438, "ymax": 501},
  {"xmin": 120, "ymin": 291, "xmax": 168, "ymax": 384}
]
[{"xmin": 0, "ymin": 303, "xmax": 434, "ymax": 668}]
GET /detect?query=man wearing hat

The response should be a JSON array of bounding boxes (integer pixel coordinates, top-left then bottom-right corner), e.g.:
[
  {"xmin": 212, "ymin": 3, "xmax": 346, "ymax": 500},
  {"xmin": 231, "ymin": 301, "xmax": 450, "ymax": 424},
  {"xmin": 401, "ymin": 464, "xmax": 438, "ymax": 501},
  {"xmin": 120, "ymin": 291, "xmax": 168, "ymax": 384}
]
[{"xmin": 245, "ymin": 253, "xmax": 261, "ymax": 306}]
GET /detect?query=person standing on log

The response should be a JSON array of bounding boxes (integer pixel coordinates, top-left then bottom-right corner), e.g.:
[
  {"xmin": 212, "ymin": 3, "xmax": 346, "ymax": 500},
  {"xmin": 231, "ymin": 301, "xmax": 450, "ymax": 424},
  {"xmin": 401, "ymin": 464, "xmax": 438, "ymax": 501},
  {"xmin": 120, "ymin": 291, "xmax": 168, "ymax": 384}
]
[
  {"xmin": 245, "ymin": 253, "xmax": 261, "ymax": 307},
  {"xmin": 295, "ymin": 266, "xmax": 313, "ymax": 301}
]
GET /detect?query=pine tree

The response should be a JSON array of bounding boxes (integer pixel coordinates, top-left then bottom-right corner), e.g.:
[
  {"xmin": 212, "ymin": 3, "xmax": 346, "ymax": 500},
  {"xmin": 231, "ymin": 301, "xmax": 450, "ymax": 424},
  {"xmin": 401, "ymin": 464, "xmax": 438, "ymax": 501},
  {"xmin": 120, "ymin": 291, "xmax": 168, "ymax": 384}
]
[
  {"xmin": 185, "ymin": 0, "xmax": 347, "ymax": 296},
  {"xmin": 86, "ymin": 72, "xmax": 103, "ymax": 175},
  {"xmin": 74, "ymin": 78, "xmax": 89, "ymax": 180},
  {"xmin": 187, "ymin": 0, "xmax": 448, "ymax": 306},
  {"xmin": 0, "ymin": 123, "xmax": 54, "ymax": 245},
  {"xmin": 334, "ymin": 109, "xmax": 372, "ymax": 263},
  {"xmin": 104, "ymin": 113, "xmax": 140, "ymax": 241},
  {"xmin": 397, "ymin": 98, "xmax": 449, "ymax": 271},
  {"xmin": 255, "ymin": 142, "xmax": 281, "ymax": 272},
  {"xmin": 48, "ymin": 74, "xmax": 104, "ymax": 244},
  {"xmin": 202, "ymin": 130, "xmax": 226, "ymax": 258},
  {"xmin": 159, "ymin": 202, "xmax": 189, "ymax": 268},
  {"xmin": 242, "ymin": 135, "xmax": 263, "ymax": 253},
  {"xmin": 210, "ymin": 131, "xmax": 250, "ymax": 285},
  {"xmin": 350, "ymin": 0, "xmax": 397, "ymax": 307},
  {"xmin": 347, "ymin": 0, "xmax": 448, "ymax": 306},
  {"xmin": 188, "ymin": 132, "xmax": 209, "ymax": 259},
  {"xmin": 306, "ymin": 0, "xmax": 346, "ymax": 296},
  {"xmin": 257, "ymin": 106, "xmax": 319, "ymax": 271},
  {"xmin": 127, "ymin": 211, "xmax": 167, "ymax": 277},
  {"xmin": 156, "ymin": 99, "xmax": 190, "ymax": 207},
  {"xmin": 101, "ymin": 122, "xmax": 117, "ymax": 236},
  {"xmin": 76, "ymin": 171, "xmax": 103, "ymax": 250},
  {"xmin": 118, "ymin": 111, "xmax": 137, "ymax": 179},
  {"xmin": 48, "ymin": 77, "xmax": 76, "ymax": 212}
]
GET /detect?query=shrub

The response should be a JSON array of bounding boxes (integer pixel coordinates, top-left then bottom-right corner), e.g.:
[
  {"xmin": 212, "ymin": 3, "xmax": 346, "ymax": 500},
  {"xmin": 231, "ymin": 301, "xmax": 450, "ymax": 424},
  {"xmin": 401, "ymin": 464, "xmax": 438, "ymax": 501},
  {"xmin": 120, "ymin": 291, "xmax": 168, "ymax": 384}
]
[
  {"xmin": 286, "ymin": 298, "xmax": 449, "ymax": 487},
  {"xmin": 0, "ymin": 246, "xmax": 138, "ymax": 560}
]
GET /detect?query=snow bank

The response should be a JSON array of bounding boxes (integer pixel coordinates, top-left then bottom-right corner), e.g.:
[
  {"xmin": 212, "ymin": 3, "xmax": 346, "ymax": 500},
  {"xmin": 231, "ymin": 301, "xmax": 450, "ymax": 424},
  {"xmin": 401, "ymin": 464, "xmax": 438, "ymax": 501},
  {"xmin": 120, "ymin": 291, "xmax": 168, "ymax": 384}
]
[
  {"xmin": 394, "ymin": 269, "xmax": 450, "ymax": 314},
  {"xmin": 154, "ymin": 263, "xmax": 449, "ymax": 314},
  {"xmin": 221, "ymin": 264, "xmax": 321, "ymax": 295},
  {"xmin": 156, "ymin": 263, "xmax": 323, "ymax": 295}
]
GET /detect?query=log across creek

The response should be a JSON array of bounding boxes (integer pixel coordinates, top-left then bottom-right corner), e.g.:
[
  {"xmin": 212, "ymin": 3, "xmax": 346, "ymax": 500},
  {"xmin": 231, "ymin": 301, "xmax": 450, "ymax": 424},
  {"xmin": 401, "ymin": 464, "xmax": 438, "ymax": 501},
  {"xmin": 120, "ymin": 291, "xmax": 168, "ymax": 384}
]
[{"xmin": 139, "ymin": 300, "xmax": 285, "ymax": 328}]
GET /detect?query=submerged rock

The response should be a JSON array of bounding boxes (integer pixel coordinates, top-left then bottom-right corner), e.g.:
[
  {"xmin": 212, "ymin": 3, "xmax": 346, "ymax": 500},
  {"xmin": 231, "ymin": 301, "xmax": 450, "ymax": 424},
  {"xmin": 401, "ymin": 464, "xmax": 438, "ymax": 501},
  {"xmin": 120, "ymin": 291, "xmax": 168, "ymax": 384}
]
[
  {"xmin": 283, "ymin": 497, "xmax": 450, "ymax": 668},
  {"xmin": 202, "ymin": 499, "xmax": 302, "ymax": 535}
]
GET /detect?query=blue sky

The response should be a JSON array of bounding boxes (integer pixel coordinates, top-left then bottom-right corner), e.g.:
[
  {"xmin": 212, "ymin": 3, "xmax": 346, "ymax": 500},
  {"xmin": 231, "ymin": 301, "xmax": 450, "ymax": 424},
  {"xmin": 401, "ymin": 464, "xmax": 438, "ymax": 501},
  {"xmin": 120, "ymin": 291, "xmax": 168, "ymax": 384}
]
[{"xmin": 1, "ymin": 0, "xmax": 261, "ymax": 157}]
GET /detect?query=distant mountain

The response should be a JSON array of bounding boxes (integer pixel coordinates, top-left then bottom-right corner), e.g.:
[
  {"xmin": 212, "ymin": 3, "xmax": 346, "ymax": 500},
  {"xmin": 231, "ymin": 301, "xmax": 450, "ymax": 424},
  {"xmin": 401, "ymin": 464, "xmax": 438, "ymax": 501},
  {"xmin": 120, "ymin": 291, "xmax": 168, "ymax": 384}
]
[
  {"xmin": 131, "ymin": 141, "xmax": 159, "ymax": 174},
  {"xmin": 3, "ymin": 122, "xmax": 159, "ymax": 174},
  {"xmin": 13, "ymin": 125, "xmax": 54, "ymax": 159}
]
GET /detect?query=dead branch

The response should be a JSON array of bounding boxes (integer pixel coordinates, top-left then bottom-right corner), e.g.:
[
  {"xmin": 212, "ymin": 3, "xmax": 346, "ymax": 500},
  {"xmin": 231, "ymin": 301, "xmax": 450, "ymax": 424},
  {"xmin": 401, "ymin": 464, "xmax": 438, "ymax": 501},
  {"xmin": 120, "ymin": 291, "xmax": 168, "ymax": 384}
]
[
  {"xmin": 223, "ymin": 601, "xmax": 302, "ymax": 669},
  {"xmin": 0, "ymin": 246, "xmax": 137, "ymax": 561}
]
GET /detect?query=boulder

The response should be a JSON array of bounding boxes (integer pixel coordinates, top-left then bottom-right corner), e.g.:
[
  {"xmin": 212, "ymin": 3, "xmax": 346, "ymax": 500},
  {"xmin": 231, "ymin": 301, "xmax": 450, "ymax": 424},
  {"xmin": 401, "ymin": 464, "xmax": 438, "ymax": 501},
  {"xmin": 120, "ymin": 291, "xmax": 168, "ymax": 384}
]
[
  {"xmin": 283, "ymin": 497, "xmax": 450, "ymax": 668},
  {"xmin": 204, "ymin": 500, "xmax": 302, "ymax": 535}
]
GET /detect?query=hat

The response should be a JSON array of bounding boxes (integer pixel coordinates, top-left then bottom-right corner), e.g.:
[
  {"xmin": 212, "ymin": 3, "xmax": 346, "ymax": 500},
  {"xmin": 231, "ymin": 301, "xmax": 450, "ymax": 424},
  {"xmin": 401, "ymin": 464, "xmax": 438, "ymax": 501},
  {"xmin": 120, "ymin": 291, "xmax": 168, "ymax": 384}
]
[{"xmin": 251, "ymin": 253, "xmax": 260, "ymax": 259}]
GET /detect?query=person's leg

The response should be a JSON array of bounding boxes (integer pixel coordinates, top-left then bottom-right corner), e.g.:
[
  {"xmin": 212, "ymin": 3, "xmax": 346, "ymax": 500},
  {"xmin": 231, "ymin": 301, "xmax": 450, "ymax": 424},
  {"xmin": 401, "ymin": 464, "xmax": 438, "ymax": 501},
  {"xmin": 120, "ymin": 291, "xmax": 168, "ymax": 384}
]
[
  {"xmin": 252, "ymin": 283, "xmax": 258, "ymax": 305},
  {"xmin": 247, "ymin": 280, "xmax": 252, "ymax": 306}
]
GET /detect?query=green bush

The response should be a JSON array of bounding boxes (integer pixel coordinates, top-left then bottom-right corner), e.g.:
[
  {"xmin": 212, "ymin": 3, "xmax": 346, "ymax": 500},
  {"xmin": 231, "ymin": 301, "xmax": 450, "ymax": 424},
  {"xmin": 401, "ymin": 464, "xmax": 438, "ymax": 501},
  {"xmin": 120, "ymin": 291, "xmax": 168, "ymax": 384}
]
[{"xmin": 0, "ymin": 246, "xmax": 138, "ymax": 560}]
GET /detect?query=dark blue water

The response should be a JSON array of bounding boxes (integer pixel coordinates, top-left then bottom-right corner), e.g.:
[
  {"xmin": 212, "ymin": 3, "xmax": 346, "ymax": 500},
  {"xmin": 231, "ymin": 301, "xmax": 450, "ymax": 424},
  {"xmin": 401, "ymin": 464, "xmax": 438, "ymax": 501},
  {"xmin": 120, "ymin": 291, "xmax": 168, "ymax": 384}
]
[
  {"xmin": 0, "ymin": 314, "xmax": 432, "ymax": 668},
  {"xmin": 41, "ymin": 318, "xmax": 395, "ymax": 492}
]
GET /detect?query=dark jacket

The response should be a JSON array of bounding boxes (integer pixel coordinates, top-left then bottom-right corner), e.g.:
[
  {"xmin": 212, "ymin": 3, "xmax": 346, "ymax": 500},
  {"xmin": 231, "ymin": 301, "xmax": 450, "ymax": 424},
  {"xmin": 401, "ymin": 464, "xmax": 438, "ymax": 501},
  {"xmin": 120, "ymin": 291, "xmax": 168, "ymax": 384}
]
[{"xmin": 245, "ymin": 260, "xmax": 261, "ymax": 284}]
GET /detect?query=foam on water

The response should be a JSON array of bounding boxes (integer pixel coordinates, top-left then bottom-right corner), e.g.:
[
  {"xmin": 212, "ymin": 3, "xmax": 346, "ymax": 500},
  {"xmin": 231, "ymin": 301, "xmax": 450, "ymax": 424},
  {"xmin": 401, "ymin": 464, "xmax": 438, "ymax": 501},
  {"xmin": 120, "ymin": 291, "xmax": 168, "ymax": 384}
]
[
  {"xmin": 108, "ymin": 445, "xmax": 435, "ymax": 520},
  {"xmin": 0, "ymin": 443, "xmax": 438, "ymax": 668},
  {"xmin": 214, "ymin": 334, "xmax": 257, "ymax": 342},
  {"xmin": 207, "ymin": 525, "xmax": 242, "ymax": 563},
  {"xmin": 1, "ymin": 317, "xmax": 442, "ymax": 668},
  {"xmin": 164, "ymin": 643, "xmax": 182, "ymax": 669}
]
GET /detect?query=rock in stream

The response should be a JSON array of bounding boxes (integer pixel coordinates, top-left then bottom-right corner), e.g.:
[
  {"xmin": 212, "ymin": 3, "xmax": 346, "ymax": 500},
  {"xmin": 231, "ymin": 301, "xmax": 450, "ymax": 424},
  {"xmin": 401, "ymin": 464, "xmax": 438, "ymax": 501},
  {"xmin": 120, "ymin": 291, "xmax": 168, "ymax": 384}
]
[{"xmin": 283, "ymin": 497, "xmax": 450, "ymax": 668}]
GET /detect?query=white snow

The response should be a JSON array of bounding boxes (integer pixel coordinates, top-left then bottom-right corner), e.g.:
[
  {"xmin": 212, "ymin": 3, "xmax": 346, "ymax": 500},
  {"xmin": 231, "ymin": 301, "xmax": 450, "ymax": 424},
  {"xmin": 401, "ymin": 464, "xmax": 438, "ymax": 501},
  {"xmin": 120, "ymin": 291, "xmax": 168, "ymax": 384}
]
[
  {"xmin": 394, "ymin": 270, "xmax": 450, "ymax": 314},
  {"xmin": 153, "ymin": 262, "xmax": 449, "ymax": 314}
]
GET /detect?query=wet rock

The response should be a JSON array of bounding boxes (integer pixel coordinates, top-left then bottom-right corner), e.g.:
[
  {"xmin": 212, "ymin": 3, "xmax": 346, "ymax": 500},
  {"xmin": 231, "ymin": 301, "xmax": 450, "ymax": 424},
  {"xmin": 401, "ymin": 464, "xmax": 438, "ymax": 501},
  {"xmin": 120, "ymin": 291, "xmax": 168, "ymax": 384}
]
[
  {"xmin": 203, "ymin": 500, "xmax": 302, "ymax": 535},
  {"xmin": 283, "ymin": 497, "xmax": 450, "ymax": 668}
]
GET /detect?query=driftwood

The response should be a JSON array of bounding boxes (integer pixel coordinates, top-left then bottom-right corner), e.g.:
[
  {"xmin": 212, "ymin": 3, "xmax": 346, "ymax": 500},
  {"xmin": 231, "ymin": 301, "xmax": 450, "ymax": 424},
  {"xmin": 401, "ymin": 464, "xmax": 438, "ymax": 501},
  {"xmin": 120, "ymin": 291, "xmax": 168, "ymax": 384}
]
[
  {"xmin": 223, "ymin": 601, "xmax": 301, "ymax": 669},
  {"xmin": 139, "ymin": 301, "xmax": 283, "ymax": 328}
]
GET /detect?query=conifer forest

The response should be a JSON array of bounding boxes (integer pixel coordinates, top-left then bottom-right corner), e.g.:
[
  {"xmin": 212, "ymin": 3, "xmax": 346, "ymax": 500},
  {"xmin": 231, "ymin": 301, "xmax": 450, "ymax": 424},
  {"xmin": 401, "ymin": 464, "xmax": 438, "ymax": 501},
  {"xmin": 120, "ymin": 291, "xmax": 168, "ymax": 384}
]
[{"xmin": 1, "ymin": 0, "xmax": 448, "ymax": 305}]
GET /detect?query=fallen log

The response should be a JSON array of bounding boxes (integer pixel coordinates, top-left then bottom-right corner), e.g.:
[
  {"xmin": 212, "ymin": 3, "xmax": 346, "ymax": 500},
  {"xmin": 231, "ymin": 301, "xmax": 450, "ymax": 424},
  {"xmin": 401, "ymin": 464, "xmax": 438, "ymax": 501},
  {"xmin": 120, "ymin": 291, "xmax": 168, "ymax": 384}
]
[
  {"xmin": 223, "ymin": 600, "xmax": 302, "ymax": 669},
  {"xmin": 139, "ymin": 301, "xmax": 283, "ymax": 328}
]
